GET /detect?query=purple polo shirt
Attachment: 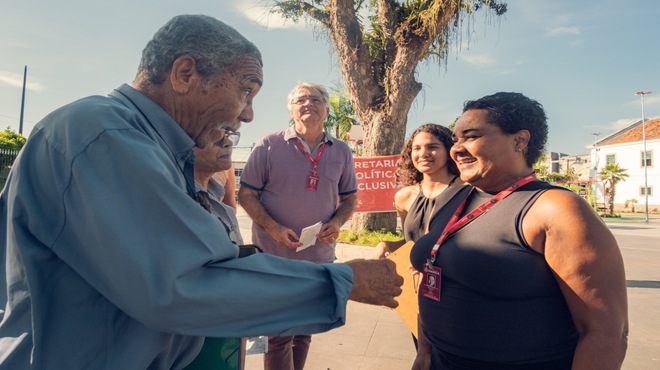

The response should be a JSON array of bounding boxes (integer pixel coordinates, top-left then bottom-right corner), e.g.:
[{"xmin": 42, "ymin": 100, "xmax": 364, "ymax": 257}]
[{"xmin": 240, "ymin": 127, "xmax": 358, "ymax": 262}]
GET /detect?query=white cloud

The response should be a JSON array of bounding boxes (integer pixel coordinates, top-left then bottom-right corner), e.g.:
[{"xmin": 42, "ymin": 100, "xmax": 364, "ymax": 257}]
[
  {"xmin": 235, "ymin": 1, "xmax": 312, "ymax": 30},
  {"xmin": 569, "ymin": 39, "xmax": 584, "ymax": 48},
  {"xmin": 612, "ymin": 118, "xmax": 635, "ymax": 130},
  {"xmin": 460, "ymin": 53, "xmax": 496, "ymax": 67},
  {"xmin": 545, "ymin": 26, "xmax": 580, "ymax": 36},
  {"xmin": 457, "ymin": 53, "xmax": 520, "ymax": 76},
  {"xmin": 0, "ymin": 71, "xmax": 43, "ymax": 92},
  {"xmin": 609, "ymin": 115, "xmax": 660, "ymax": 132},
  {"xmin": 642, "ymin": 95, "xmax": 660, "ymax": 106},
  {"xmin": 627, "ymin": 94, "xmax": 660, "ymax": 109}
]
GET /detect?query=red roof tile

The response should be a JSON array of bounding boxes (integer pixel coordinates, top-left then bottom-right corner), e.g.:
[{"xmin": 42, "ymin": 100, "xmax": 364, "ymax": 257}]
[{"xmin": 602, "ymin": 118, "xmax": 660, "ymax": 145}]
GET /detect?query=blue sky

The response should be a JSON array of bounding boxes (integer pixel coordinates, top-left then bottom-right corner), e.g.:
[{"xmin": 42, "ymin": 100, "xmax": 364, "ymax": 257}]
[{"xmin": 1, "ymin": 0, "xmax": 658, "ymax": 155}]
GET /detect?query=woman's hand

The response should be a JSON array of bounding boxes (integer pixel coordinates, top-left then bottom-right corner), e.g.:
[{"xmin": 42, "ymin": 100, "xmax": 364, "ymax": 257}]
[{"xmin": 372, "ymin": 240, "xmax": 406, "ymax": 259}]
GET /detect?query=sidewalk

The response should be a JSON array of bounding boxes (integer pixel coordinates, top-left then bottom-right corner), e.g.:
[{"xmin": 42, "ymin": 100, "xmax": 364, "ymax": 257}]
[{"xmin": 238, "ymin": 207, "xmax": 660, "ymax": 369}]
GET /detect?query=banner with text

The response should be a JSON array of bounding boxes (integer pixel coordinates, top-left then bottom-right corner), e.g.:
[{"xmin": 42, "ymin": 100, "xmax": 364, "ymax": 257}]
[{"xmin": 354, "ymin": 155, "xmax": 401, "ymax": 213}]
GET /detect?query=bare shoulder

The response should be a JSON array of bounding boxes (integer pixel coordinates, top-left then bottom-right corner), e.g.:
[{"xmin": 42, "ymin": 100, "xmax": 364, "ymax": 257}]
[
  {"xmin": 394, "ymin": 185, "xmax": 419, "ymax": 211},
  {"xmin": 529, "ymin": 188, "xmax": 598, "ymax": 223},
  {"xmin": 523, "ymin": 188, "xmax": 609, "ymax": 254}
]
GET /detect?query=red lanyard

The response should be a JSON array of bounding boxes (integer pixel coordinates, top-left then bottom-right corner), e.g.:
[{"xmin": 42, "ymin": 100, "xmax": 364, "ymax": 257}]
[
  {"xmin": 295, "ymin": 138, "xmax": 327, "ymax": 175},
  {"xmin": 427, "ymin": 173, "xmax": 537, "ymax": 267}
]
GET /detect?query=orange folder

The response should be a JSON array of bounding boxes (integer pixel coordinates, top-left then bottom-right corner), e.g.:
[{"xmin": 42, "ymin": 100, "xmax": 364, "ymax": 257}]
[{"xmin": 387, "ymin": 241, "xmax": 418, "ymax": 337}]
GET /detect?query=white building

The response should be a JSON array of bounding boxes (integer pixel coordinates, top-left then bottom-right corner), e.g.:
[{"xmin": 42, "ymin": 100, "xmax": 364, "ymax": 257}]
[
  {"xmin": 539, "ymin": 152, "xmax": 592, "ymax": 181},
  {"xmin": 590, "ymin": 118, "xmax": 659, "ymax": 212}
]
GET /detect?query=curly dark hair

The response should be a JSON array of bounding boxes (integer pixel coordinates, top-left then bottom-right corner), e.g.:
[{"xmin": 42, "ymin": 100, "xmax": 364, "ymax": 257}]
[
  {"xmin": 463, "ymin": 92, "xmax": 548, "ymax": 166},
  {"xmin": 396, "ymin": 124, "xmax": 459, "ymax": 186}
]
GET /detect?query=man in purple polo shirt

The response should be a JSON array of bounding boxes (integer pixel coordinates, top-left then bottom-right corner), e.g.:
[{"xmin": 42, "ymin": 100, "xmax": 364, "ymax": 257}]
[{"xmin": 239, "ymin": 82, "xmax": 358, "ymax": 370}]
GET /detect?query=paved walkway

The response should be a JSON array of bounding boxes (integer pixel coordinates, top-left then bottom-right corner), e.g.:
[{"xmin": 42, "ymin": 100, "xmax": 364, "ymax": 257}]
[{"xmin": 237, "ymin": 207, "xmax": 660, "ymax": 369}]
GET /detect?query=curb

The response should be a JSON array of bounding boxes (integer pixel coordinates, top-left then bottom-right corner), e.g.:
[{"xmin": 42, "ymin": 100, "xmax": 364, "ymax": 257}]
[{"xmin": 335, "ymin": 243, "xmax": 375, "ymax": 262}]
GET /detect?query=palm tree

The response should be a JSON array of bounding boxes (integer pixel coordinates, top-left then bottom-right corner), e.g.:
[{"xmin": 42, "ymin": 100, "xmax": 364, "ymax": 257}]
[
  {"xmin": 325, "ymin": 87, "xmax": 357, "ymax": 142},
  {"xmin": 533, "ymin": 163, "xmax": 549, "ymax": 181},
  {"xmin": 598, "ymin": 163, "xmax": 629, "ymax": 216},
  {"xmin": 566, "ymin": 166, "xmax": 578, "ymax": 182}
]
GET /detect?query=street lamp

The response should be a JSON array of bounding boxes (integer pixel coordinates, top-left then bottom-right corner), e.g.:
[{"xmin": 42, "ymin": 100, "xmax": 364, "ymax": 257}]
[
  {"xmin": 591, "ymin": 132, "xmax": 600, "ymax": 172},
  {"xmin": 635, "ymin": 91, "xmax": 652, "ymax": 223}
]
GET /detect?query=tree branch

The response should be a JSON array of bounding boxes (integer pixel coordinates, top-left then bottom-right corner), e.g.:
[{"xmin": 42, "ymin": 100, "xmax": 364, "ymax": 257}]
[{"xmin": 328, "ymin": 0, "xmax": 381, "ymax": 119}]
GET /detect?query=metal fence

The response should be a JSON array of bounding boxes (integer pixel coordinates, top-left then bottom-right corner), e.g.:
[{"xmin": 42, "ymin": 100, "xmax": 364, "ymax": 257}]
[{"xmin": 0, "ymin": 149, "xmax": 19, "ymax": 189}]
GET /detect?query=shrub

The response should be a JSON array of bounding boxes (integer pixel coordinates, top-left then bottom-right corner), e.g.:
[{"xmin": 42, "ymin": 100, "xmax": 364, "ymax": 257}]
[{"xmin": 338, "ymin": 229, "xmax": 402, "ymax": 247}]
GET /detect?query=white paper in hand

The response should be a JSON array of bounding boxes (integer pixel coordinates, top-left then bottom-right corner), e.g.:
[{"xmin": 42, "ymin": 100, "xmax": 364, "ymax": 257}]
[
  {"xmin": 245, "ymin": 336, "xmax": 268, "ymax": 355},
  {"xmin": 296, "ymin": 221, "xmax": 323, "ymax": 252}
]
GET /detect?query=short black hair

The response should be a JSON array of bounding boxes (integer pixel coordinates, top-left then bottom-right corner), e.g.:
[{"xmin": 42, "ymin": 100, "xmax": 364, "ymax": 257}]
[{"xmin": 463, "ymin": 92, "xmax": 548, "ymax": 166}]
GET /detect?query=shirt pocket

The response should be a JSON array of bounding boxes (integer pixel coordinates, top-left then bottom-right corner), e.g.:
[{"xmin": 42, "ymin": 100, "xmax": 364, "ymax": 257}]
[{"xmin": 322, "ymin": 160, "xmax": 344, "ymax": 183}]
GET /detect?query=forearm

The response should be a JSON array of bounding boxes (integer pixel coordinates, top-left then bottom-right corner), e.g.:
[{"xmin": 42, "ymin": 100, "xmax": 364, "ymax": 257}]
[
  {"xmin": 412, "ymin": 315, "xmax": 432, "ymax": 370},
  {"xmin": 572, "ymin": 332, "xmax": 627, "ymax": 370},
  {"xmin": 416, "ymin": 316, "xmax": 432, "ymax": 354},
  {"xmin": 222, "ymin": 178, "xmax": 237, "ymax": 211},
  {"xmin": 147, "ymin": 255, "xmax": 354, "ymax": 337},
  {"xmin": 238, "ymin": 188, "xmax": 279, "ymax": 233},
  {"xmin": 329, "ymin": 193, "xmax": 357, "ymax": 227}
]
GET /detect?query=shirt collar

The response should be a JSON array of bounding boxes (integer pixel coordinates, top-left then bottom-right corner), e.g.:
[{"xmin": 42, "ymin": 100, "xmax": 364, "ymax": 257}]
[{"xmin": 283, "ymin": 126, "xmax": 332, "ymax": 145}]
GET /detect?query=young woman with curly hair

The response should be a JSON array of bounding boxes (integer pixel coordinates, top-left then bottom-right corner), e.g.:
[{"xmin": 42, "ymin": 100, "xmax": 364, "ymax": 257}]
[{"xmin": 374, "ymin": 123, "xmax": 461, "ymax": 259}]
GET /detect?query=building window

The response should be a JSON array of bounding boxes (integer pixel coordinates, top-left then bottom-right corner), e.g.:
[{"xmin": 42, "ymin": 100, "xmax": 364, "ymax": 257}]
[
  {"xmin": 641, "ymin": 150, "xmax": 653, "ymax": 167},
  {"xmin": 606, "ymin": 154, "xmax": 616, "ymax": 165},
  {"xmin": 640, "ymin": 187, "xmax": 653, "ymax": 196}
]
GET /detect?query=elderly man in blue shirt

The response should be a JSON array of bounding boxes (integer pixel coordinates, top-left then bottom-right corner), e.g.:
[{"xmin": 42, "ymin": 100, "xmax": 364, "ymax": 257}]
[{"xmin": 0, "ymin": 15, "xmax": 402, "ymax": 369}]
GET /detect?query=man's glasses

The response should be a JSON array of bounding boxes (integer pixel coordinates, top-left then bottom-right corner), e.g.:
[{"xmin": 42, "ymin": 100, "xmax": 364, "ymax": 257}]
[{"xmin": 291, "ymin": 95, "xmax": 325, "ymax": 105}]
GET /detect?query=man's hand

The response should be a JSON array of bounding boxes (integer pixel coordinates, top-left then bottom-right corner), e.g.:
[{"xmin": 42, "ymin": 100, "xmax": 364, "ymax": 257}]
[
  {"xmin": 266, "ymin": 224, "xmax": 303, "ymax": 249},
  {"xmin": 317, "ymin": 221, "xmax": 340, "ymax": 244},
  {"xmin": 345, "ymin": 259, "xmax": 403, "ymax": 308}
]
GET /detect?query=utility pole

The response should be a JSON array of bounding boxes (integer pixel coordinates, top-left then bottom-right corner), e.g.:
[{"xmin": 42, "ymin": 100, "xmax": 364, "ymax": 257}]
[
  {"xmin": 19, "ymin": 65, "xmax": 27, "ymax": 135},
  {"xmin": 591, "ymin": 133, "xmax": 600, "ymax": 170},
  {"xmin": 591, "ymin": 133, "xmax": 600, "ymax": 208},
  {"xmin": 635, "ymin": 91, "xmax": 652, "ymax": 223}
]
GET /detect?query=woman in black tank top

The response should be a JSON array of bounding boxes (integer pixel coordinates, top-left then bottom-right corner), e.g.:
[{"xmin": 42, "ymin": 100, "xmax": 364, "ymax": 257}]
[{"xmin": 411, "ymin": 92, "xmax": 628, "ymax": 370}]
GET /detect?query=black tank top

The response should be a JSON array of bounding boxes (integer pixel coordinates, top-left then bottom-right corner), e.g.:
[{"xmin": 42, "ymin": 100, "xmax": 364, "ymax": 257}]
[
  {"xmin": 403, "ymin": 189, "xmax": 437, "ymax": 242},
  {"xmin": 410, "ymin": 181, "xmax": 578, "ymax": 365},
  {"xmin": 404, "ymin": 177, "xmax": 462, "ymax": 242}
]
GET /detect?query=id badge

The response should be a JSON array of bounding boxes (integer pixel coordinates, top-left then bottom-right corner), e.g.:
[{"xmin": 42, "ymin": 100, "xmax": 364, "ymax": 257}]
[
  {"xmin": 305, "ymin": 173, "xmax": 319, "ymax": 191},
  {"xmin": 421, "ymin": 264, "xmax": 441, "ymax": 301}
]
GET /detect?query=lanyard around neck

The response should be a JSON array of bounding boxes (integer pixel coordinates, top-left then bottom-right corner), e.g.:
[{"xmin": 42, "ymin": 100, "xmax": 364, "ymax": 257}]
[
  {"xmin": 427, "ymin": 173, "xmax": 537, "ymax": 266},
  {"xmin": 295, "ymin": 138, "xmax": 327, "ymax": 175}
]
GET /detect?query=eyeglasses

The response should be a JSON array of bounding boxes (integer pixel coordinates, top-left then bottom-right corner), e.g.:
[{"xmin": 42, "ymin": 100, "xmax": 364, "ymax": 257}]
[
  {"xmin": 216, "ymin": 128, "xmax": 241, "ymax": 146},
  {"xmin": 291, "ymin": 95, "xmax": 325, "ymax": 105}
]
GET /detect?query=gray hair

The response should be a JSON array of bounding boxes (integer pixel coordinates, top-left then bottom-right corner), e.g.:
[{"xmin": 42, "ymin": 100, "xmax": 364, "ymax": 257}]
[
  {"xmin": 287, "ymin": 82, "xmax": 330, "ymax": 109},
  {"xmin": 135, "ymin": 15, "xmax": 262, "ymax": 87}
]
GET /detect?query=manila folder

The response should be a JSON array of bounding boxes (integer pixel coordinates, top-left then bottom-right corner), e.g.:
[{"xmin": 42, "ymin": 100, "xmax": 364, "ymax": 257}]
[{"xmin": 387, "ymin": 241, "xmax": 417, "ymax": 337}]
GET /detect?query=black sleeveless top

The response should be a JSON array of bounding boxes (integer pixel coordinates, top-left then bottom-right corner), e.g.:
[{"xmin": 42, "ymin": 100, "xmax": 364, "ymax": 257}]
[
  {"xmin": 403, "ymin": 189, "xmax": 437, "ymax": 242},
  {"xmin": 410, "ymin": 181, "xmax": 578, "ymax": 366},
  {"xmin": 403, "ymin": 177, "xmax": 461, "ymax": 242}
]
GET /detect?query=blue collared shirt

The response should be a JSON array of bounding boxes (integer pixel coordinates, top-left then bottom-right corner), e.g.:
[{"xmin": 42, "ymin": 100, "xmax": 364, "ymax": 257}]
[{"xmin": 0, "ymin": 84, "xmax": 353, "ymax": 369}]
